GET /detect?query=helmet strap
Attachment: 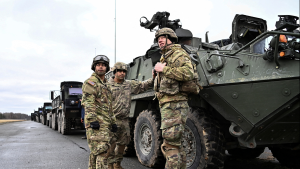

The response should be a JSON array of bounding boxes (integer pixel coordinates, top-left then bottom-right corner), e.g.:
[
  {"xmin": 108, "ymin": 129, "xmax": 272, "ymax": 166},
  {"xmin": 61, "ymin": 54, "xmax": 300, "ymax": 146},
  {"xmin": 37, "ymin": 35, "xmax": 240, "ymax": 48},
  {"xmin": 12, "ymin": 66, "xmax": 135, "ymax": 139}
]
[{"xmin": 161, "ymin": 34, "xmax": 173, "ymax": 51}]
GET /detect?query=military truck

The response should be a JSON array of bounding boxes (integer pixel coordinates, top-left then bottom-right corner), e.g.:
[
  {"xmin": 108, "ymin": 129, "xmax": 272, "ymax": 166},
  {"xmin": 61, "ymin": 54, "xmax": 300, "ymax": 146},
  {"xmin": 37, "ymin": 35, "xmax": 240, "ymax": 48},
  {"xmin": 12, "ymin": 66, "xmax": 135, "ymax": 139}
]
[
  {"xmin": 112, "ymin": 12, "xmax": 299, "ymax": 169},
  {"xmin": 40, "ymin": 102, "xmax": 52, "ymax": 126},
  {"xmin": 50, "ymin": 81, "xmax": 84, "ymax": 135},
  {"xmin": 31, "ymin": 113, "xmax": 35, "ymax": 121},
  {"xmin": 38, "ymin": 107, "xmax": 43, "ymax": 123},
  {"xmin": 34, "ymin": 109, "xmax": 40, "ymax": 123}
]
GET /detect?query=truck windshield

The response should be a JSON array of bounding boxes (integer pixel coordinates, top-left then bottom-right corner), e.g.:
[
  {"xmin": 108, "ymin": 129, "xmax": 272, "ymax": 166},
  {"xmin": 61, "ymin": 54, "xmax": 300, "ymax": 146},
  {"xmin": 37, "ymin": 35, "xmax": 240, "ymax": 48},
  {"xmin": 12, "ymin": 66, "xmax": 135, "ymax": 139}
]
[
  {"xmin": 45, "ymin": 106, "xmax": 52, "ymax": 110},
  {"xmin": 69, "ymin": 88, "xmax": 82, "ymax": 95}
]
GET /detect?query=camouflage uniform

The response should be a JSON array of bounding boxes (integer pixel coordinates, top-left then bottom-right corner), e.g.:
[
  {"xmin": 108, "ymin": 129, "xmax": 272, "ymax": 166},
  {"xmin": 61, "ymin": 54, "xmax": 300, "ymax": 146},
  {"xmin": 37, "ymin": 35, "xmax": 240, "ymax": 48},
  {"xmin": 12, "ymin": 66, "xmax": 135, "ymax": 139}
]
[
  {"xmin": 155, "ymin": 28, "xmax": 194, "ymax": 169},
  {"xmin": 82, "ymin": 72, "xmax": 116, "ymax": 169},
  {"xmin": 106, "ymin": 63, "xmax": 154, "ymax": 167}
]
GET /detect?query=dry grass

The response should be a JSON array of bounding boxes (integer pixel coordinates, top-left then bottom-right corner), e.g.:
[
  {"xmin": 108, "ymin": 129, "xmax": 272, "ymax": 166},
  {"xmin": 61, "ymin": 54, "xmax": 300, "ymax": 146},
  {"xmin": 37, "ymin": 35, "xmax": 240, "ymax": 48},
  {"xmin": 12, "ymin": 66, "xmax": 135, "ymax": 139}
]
[{"xmin": 0, "ymin": 119, "xmax": 26, "ymax": 124}]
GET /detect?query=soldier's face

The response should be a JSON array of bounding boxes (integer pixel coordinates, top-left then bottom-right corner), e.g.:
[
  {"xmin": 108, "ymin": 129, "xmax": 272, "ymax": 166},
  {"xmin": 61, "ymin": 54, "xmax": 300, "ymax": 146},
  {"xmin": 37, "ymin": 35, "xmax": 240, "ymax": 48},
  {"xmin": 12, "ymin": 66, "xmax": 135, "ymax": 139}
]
[
  {"xmin": 158, "ymin": 36, "xmax": 172, "ymax": 49},
  {"xmin": 115, "ymin": 69, "xmax": 126, "ymax": 80},
  {"xmin": 95, "ymin": 63, "xmax": 107, "ymax": 76}
]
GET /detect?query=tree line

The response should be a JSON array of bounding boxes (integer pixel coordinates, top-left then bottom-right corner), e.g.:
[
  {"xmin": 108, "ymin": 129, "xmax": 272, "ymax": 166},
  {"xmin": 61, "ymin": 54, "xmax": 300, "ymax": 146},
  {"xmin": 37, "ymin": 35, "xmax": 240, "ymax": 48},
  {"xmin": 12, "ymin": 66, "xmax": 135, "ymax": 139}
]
[{"xmin": 0, "ymin": 112, "xmax": 30, "ymax": 120}]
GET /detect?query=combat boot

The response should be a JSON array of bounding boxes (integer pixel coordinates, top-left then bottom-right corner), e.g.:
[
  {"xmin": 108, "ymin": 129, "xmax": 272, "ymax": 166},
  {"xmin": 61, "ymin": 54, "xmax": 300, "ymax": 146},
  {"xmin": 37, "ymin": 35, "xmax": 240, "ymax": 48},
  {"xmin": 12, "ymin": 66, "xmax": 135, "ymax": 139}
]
[{"xmin": 113, "ymin": 161, "xmax": 124, "ymax": 169}]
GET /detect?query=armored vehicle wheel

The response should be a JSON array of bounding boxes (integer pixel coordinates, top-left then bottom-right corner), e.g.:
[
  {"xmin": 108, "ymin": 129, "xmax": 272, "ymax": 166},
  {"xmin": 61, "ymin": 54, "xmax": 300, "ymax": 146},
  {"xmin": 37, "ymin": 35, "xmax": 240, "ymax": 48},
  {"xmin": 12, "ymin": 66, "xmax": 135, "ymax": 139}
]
[
  {"xmin": 134, "ymin": 110, "xmax": 164, "ymax": 167},
  {"xmin": 61, "ymin": 115, "xmax": 71, "ymax": 135},
  {"xmin": 227, "ymin": 147, "xmax": 265, "ymax": 159},
  {"xmin": 270, "ymin": 147, "xmax": 300, "ymax": 168},
  {"xmin": 185, "ymin": 107, "xmax": 225, "ymax": 169},
  {"xmin": 52, "ymin": 112, "xmax": 58, "ymax": 130}
]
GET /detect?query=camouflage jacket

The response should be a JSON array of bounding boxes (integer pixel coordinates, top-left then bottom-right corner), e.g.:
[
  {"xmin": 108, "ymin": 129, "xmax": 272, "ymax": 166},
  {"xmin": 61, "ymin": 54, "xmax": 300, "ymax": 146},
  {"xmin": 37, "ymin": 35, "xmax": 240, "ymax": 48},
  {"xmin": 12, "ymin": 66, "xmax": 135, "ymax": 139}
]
[
  {"xmin": 81, "ymin": 72, "xmax": 116, "ymax": 129},
  {"xmin": 107, "ymin": 77, "xmax": 154, "ymax": 119},
  {"xmin": 156, "ymin": 44, "xmax": 194, "ymax": 106}
]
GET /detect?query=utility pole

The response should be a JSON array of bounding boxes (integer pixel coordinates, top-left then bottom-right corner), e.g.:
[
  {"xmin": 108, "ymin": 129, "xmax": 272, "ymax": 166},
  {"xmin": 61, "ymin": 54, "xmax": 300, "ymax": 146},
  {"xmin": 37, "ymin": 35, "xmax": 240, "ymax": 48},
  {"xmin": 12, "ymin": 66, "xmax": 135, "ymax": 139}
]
[{"xmin": 114, "ymin": 0, "xmax": 116, "ymax": 64}]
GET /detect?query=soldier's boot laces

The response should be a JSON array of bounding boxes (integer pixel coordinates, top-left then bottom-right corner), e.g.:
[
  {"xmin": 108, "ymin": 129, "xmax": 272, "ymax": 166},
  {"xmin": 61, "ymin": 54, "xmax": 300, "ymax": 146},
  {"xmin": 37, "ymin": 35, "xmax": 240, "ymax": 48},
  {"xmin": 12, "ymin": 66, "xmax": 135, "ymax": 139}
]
[{"xmin": 113, "ymin": 161, "xmax": 124, "ymax": 169}]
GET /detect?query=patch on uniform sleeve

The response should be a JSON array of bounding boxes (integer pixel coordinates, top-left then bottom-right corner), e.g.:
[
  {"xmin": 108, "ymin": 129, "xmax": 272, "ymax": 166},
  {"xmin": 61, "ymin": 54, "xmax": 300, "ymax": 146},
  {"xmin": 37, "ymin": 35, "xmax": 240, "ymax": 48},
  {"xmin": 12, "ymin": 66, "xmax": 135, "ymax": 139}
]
[{"xmin": 88, "ymin": 80, "xmax": 95, "ymax": 86}]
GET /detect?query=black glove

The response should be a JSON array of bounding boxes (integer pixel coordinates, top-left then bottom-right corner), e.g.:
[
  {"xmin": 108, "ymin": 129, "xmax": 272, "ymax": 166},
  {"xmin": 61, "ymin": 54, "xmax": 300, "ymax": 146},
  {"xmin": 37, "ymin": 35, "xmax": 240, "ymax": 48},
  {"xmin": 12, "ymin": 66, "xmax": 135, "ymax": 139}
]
[
  {"xmin": 90, "ymin": 121, "xmax": 100, "ymax": 130},
  {"xmin": 111, "ymin": 124, "xmax": 118, "ymax": 133}
]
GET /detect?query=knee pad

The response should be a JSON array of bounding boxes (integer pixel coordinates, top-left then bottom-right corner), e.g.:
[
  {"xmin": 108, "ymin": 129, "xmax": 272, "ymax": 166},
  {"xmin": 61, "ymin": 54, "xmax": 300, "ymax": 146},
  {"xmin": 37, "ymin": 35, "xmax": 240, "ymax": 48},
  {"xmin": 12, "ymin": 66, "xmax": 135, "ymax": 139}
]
[{"xmin": 162, "ymin": 124, "xmax": 184, "ymax": 143}]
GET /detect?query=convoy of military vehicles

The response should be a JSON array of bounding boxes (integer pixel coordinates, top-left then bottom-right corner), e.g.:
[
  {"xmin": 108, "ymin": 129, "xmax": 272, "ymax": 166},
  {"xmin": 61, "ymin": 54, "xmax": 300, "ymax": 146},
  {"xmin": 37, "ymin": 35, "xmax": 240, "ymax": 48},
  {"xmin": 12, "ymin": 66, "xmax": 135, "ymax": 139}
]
[
  {"xmin": 31, "ymin": 12, "xmax": 299, "ymax": 169},
  {"xmin": 32, "ymin": 81, "xmax": 84, "ymax": 135}
]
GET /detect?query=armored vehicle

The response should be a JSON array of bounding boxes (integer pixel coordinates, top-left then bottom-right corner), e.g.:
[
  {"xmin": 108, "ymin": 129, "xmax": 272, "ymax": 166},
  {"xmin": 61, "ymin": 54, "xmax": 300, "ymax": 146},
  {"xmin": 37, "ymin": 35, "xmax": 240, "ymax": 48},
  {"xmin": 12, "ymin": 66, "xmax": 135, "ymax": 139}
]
[
  {"xmin": 112, "ymin": 12, "xmax": 299, "ymax": 169},
  {"xmin": 50, "ymin": 81, "xmax": 84, "ymax": 135}
]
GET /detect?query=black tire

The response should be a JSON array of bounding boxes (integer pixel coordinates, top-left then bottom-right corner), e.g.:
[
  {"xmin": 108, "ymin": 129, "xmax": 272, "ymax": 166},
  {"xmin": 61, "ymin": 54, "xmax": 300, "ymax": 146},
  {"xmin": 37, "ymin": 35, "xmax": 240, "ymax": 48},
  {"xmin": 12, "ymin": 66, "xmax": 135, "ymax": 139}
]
[
  {"xmin": 270, "ymin": 147, "xmax": 300, "ymax": 168},
  {"xmin": 61, "ymin": 114, "xmax": 71, "ymax": 135},
  {"xmin": 36, "ymin": 116, "xmax": 40, "ymax": 123},
  {"xmin": 49, "ymin": 115, "xmax": 52, "ymax": 128},
  {"xmin": 124, "ymin": 119, "xmax": 136, "ymax": 157},
  {"xmin": 185, "ymin": 107, "xmax": 225, "ymax": 169},
  {"xmin": 227, "ymin": 147, "xmax": 265, "ymax": 159},
  {"xmin": 134, "ymin": 110, "xmax": 164, "ymax": 168},
  {"xmin": 43, "ymin": 115, "xmax": 47, "ymax": 125},
  {"xmin": 52, "ymin": 112, "xmax": 58, "ymax": 130},
  {"xmin": 58, "ymin": 113, "xmax": 62, "ymax": 133}
]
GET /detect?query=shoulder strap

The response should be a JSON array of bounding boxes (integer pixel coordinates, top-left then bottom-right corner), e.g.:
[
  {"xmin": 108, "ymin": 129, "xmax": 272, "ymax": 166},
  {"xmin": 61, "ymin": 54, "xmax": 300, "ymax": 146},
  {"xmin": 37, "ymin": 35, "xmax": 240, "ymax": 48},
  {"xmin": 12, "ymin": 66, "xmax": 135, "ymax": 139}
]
[{"xmin": 161, "ymin": 50, "xmax": 174, "ymax": 63}]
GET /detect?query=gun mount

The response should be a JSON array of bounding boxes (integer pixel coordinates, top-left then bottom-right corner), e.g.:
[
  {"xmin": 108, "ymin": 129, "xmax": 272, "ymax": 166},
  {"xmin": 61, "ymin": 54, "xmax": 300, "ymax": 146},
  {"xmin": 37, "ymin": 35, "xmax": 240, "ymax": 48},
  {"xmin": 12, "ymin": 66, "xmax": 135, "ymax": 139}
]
[{"xmin": 140, "ymin": 11, "xmax": 194, "ymax": 45}]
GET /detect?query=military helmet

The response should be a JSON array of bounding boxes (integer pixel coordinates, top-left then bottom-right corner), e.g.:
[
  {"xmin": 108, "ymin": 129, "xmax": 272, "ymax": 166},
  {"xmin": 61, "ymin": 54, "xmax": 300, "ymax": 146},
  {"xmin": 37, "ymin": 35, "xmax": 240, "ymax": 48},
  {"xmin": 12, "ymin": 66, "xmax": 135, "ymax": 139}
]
[
  {"xmin": 155, "ymin": 27, "xmax": 178, "ymax": 43},
  {"xmin": 112, "ymin": 62, "xmax": 127, "ymax": 74},
  {"xmin": 91, "ymin": 55, "xmax": 110, "ymax": 72}
]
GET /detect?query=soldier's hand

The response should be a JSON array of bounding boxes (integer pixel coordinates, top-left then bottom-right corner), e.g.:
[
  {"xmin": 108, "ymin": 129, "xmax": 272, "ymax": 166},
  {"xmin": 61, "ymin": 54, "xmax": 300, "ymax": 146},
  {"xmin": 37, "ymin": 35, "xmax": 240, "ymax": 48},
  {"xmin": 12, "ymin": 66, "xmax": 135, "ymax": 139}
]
[
  {"xmin": 154, "ymin": 62, "xmax": 166, "ymax": 72},
  {"xmin": 111, "ymin": 124, "xmax": 118, "ymax": 133},
  {"xmin": 90, "ymin": 121, "xmax": 100, "ymax": 130},
  {"xmin": 81, "ymin": 118, "xmax": 83, "ymax": 123}
]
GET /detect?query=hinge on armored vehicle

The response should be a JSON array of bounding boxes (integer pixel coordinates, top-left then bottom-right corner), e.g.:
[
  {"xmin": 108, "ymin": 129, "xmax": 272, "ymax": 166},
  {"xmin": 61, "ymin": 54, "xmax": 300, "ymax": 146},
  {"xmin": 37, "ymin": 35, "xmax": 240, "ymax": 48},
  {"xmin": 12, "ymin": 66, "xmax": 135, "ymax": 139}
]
[{"xmin": 236, "ymin": 60, "xmax": 250, "ymax": 76}]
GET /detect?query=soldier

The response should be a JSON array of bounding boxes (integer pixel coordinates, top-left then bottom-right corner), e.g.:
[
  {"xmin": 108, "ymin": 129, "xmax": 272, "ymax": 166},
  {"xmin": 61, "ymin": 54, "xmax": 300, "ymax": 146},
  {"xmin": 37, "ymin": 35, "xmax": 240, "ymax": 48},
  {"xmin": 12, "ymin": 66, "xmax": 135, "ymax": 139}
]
[
  {"xmin": 153, "ymin": 28, "xmax": 195, "ymax": 169},
  {"xmin": 107, "ymin": 62, "xmax": 155, "ymax": 169},
  {"xmin": 82, "ymin": 55, "xmax": 118, "ymax": 169}
]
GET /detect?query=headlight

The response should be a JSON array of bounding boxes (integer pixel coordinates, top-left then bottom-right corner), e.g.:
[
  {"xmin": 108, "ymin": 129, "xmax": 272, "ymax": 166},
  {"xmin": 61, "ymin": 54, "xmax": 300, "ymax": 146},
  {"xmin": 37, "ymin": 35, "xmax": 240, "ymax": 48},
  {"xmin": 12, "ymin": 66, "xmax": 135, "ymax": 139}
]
[{"xmin": 71, "ymin": 100, "xmax": 75, "ymax": 105}]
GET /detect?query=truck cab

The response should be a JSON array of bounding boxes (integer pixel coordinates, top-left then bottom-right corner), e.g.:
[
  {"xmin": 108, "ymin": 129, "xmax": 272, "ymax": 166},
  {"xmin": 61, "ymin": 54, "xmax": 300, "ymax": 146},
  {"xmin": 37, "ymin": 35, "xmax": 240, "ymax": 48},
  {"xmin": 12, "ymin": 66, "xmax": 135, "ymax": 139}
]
[{"xmin": 50, "ymin": 81, "xmax": 84, "ymax": 135}]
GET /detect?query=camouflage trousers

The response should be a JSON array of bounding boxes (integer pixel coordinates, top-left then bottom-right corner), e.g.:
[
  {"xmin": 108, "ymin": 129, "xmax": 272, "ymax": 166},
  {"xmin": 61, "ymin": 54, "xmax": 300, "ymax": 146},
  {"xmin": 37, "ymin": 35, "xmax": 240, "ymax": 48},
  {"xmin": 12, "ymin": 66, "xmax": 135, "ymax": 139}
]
[
  {"xmin": 86, "ymin": 127, "xmax": 112, "ymax": 169},
  {"xmin": 107, "ymin": 118, "xmax": 131, "ymax": 164},
  {"xmin": 160, "ymin": 101, "xmax": 188, "ymax": 169}
]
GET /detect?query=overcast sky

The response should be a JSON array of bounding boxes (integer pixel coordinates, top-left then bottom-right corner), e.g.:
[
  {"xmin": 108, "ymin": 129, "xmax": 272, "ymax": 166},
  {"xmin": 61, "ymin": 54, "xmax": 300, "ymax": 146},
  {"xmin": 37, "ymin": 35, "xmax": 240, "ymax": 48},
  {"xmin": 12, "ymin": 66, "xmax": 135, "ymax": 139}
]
[{"xmin": 0, "ymin": 0, "xmax": 299, "ymax": 115}]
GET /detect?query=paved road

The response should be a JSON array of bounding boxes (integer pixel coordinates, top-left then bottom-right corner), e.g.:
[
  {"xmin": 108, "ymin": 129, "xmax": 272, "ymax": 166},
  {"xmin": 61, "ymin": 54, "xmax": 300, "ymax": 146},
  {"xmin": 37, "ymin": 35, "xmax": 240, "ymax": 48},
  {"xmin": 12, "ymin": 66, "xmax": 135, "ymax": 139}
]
[{"xmin": 0, "ymin": 121, "xmax": 290, "ymax": 169}]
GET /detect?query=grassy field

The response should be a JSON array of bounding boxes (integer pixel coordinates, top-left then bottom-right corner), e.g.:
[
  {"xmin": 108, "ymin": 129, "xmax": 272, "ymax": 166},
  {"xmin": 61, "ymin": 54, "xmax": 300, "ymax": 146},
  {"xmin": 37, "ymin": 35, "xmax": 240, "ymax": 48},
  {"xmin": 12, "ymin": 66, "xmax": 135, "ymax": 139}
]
[{"xmin": 0, "ymin": 119, "xmax": 26, "ymax": 124}]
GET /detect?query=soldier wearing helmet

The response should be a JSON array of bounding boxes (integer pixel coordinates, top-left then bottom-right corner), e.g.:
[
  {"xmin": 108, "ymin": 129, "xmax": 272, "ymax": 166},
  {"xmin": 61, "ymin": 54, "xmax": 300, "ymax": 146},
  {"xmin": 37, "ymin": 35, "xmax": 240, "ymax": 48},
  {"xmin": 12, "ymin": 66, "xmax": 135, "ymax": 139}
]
[
  {"xmin": 106, "ymin": 62, "xmax": 155, "ymax": 169},
  {"xmin": 81, "ymin": 55, "xmax": 118, "ymax": 169},
  {"xmin": 154, "ymin": 28, "xmax": 195, "ymax": 169}
]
